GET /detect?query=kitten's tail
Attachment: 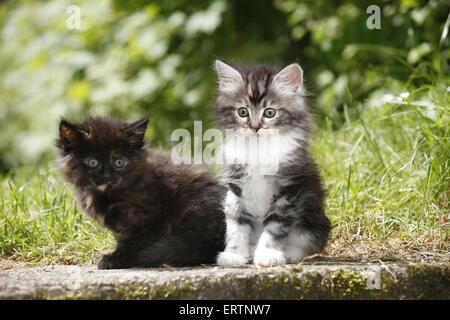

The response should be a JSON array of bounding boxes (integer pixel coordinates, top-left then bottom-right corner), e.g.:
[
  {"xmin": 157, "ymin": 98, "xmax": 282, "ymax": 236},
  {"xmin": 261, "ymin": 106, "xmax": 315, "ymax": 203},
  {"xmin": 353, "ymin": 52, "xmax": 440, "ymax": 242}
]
[{"xmin": 136, "ymin": 236, "xmax": 221, "ymax": 267}]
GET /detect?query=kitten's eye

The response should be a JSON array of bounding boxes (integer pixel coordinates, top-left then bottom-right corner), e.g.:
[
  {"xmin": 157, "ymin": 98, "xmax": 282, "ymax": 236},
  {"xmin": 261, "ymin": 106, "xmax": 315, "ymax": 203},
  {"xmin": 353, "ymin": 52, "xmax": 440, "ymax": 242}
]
[
  {"xmin": 84, "ymin": 158, "xmax": 99, "ymax": 168},
  {"xmin": 263, "ymin": 108, "xmax": 276, "ymax": 118},
  {"xmin": 113, "ymin": 158, "xmax": 128, "ymax": 169},
  {"xmin": 237, "ymin": 108, "xmax": 249, "ymax": 118}
]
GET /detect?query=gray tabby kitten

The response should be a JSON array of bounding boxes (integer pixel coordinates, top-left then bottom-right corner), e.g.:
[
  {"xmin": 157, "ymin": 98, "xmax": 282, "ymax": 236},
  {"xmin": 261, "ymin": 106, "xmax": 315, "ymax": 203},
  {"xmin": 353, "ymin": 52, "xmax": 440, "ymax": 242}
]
[{"xmin": 214, "ymin": 60, "xmax": 331, "ymax": 266}]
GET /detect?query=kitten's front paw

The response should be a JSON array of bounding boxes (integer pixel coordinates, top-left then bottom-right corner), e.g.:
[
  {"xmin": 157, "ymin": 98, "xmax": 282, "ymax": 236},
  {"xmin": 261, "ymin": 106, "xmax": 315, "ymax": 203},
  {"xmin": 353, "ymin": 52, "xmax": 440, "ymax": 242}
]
[
  {"xmin": 253, "ymin": 248, "xmax": 286, "ymax": 266},
  {"xmin": 97, "ymin": 254, "xmax": 125, "ymax": 269},
  {"xmin": 217, "ymin": 251, "xmax": 248, "ymax": 265}
]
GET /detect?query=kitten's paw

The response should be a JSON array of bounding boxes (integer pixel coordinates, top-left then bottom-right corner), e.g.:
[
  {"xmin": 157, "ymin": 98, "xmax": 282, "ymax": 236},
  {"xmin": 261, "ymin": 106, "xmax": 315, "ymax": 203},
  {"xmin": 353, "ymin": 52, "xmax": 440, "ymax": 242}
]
[
  {"xmin": 217, "ymin": 251, "xmax": 248, "ymax": 265},
  {"xmin": 253, "ymin": 248, "xmax": 286, "ymax": 266},
  {"xmin": 97, "ymin": 254, "xmax": 125, "ymax": 269}
]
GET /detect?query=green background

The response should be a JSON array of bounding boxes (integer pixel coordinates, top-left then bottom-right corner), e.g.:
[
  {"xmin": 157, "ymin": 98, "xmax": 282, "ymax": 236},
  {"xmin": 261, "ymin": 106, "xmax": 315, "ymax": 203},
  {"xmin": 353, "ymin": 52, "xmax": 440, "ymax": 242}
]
[{"xmin": 0, "ymin": 0, "xmax": 448, "ymax": 169}]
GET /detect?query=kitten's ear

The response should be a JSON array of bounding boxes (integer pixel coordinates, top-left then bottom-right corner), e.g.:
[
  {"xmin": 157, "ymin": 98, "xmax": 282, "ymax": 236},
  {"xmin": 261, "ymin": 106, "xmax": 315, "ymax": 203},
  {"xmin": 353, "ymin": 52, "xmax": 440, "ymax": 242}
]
[
  {"xmin": 215, "ymin": 60, "xmax": 244, "ymax": 94},
  {"xmin": 272, "ymin": 63, "xmax": 303, "ymax": 95},
  {"xmin": 125, "ymin": 118, "xmax": 148, "ymax": 148},
  {"xmin": 59, "ymin": 120, "xmax": 88, "ymax": 150}
]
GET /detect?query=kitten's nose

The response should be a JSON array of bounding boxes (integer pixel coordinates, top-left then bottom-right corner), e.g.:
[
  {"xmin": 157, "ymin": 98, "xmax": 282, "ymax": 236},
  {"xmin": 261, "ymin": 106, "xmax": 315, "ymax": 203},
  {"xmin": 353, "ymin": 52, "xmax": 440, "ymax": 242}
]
[
  {"xmin": 249, "ymin": 119, "xmax": 262, "ymax": 133},
  {"xmin": 102, "ymin": 170, "xmax": 112, "ymax": 182}
]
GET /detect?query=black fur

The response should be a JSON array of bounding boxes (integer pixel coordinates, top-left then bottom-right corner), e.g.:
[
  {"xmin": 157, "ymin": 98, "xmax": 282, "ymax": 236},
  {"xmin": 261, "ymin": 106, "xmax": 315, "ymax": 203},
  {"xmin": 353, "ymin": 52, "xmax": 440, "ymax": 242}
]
[{"xmin": 57, "ymin": 117, "xmax": 226, "ymax": 269}]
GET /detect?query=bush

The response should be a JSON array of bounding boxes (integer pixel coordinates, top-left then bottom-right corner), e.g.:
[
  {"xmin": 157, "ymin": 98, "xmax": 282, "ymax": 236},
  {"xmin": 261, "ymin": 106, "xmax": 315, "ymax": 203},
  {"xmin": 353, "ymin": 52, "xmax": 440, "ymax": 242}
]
[{"xmin": 0, "ymin": 0, "xmax": 448, "ymax": 171}]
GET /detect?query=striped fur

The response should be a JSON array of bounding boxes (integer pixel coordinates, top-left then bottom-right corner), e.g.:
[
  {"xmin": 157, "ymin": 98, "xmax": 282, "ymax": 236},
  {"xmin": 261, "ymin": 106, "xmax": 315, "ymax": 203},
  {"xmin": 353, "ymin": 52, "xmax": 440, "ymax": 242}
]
[{"xmin": 214, "ymin": 61, "xmax": 331, "ymax": 266}]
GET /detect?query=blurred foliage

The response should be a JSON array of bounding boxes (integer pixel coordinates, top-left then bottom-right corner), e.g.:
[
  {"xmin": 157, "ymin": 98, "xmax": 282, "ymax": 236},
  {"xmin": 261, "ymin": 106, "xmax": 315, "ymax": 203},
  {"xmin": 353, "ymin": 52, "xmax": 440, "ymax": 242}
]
[{"xmin": 0, "ymin": 0, "xmax": 449, "ymax": 170}]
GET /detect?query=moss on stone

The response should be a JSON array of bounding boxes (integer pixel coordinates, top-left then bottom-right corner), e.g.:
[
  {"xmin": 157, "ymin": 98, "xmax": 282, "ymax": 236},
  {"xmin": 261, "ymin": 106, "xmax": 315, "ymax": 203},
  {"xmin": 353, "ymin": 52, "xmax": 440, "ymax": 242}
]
[
  {"xmin": 320, "ymin": 269, "xmax": 370, "ymax": 299},
  {"xmin": 14, "ymin": 263, "xmax": 450, "ymax": 300},
  {"xmin": 403, "ymin": 263, "xmax": 450, "ymax": 299}
]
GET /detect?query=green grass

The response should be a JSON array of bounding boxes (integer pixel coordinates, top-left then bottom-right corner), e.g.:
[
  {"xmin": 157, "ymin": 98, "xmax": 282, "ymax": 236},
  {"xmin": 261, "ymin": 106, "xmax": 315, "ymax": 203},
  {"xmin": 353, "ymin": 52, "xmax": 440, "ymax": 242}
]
[
  {"xmin": 1, "ymin": 82, "xmax": 449, "ymax": 267},
  {"xmin": 0, "ymin": 169, "xmax": 113, "ymax": 266},
  {"xmin": 315, "ymin": 82, "xmax": 449, "ymax": 261}
]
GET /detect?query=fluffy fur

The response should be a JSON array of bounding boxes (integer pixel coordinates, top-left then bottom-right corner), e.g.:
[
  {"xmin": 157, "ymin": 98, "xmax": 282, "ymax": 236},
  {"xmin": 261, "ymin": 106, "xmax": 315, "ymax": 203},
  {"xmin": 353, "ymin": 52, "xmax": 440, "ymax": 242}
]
[
  {"xmin": 214, "ymin": 60, "xmax": 331, "ymax": 266},
  {"xmin": 57, "ymin": 117, "xmax": 225, "ymax": 269}
]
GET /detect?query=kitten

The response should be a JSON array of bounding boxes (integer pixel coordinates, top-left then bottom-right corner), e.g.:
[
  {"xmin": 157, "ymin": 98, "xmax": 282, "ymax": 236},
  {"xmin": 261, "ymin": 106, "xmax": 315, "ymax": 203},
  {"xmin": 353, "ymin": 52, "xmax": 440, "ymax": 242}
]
[
  {"xmin": 214, "ymin": 60, "xmax": 331, "ymax": 266},
  {"xmin": 57, "ymin": 117, "xmax": 225, "ymax": 269}
]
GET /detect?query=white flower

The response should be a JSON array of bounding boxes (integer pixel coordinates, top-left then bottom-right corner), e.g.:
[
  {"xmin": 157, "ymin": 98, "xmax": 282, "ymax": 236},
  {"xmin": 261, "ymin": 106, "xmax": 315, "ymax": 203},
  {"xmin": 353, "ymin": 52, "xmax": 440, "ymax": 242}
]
[{"xmin": 399, "ymin": 91, "xmax": 410, "ymax": 99}]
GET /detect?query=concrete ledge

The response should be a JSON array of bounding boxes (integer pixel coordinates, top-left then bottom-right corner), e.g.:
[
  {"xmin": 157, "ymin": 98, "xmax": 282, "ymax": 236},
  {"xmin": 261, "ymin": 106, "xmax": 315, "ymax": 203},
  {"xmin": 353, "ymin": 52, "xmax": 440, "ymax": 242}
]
[{"xmin": 0, "ymin": 262, "xmax": 449, "ymax": 299}]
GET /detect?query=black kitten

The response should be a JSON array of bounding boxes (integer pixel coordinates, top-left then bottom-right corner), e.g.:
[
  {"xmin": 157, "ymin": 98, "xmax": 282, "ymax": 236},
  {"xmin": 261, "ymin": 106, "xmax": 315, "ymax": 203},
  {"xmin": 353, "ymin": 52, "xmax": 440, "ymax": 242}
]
[{"xmin": 57, "ymin": 117, "xmax": 225, "ymax": 269}]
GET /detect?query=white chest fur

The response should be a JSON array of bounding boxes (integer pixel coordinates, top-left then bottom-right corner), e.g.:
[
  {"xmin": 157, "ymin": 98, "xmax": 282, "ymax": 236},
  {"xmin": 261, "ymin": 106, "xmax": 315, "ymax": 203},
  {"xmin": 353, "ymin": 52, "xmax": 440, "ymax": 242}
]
[
  {"xmin": 240, "ymin": 167, "xmax": 276, "ymax": 217},
  {"xmin": 223, "ymin": 130, "xmax": 302, "ymax": 217}
]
